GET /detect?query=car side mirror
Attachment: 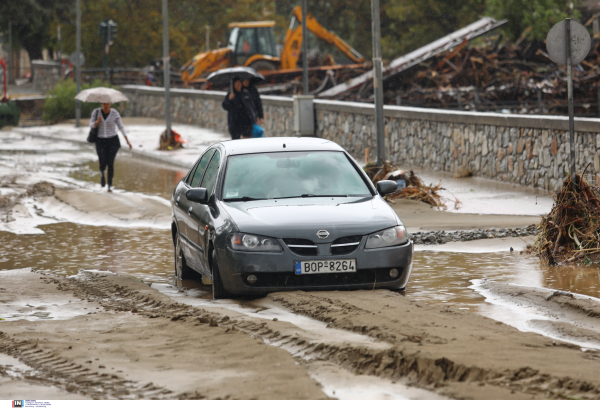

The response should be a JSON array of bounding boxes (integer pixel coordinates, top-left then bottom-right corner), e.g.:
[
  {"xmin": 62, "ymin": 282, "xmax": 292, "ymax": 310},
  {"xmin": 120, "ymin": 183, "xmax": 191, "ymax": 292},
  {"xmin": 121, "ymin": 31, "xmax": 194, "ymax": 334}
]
[
  {"xmin": 186, "ymin": 188, "xmax": 208, "ymax": 204},
  {"xmin": 376, "ymin": 180, "xmax": 398, "ymax": 196}
]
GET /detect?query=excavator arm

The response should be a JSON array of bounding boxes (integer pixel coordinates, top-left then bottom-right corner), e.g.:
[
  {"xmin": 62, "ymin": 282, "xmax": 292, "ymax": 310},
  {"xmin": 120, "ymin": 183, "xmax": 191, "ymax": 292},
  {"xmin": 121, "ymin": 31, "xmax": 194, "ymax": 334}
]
[
  {"xmin": 281, "ymin": 6, "xmax": 365, "ymax": 70},
  {"xmin": 180, "ymin": 47, "xmax": 232, "ymax": 84}
]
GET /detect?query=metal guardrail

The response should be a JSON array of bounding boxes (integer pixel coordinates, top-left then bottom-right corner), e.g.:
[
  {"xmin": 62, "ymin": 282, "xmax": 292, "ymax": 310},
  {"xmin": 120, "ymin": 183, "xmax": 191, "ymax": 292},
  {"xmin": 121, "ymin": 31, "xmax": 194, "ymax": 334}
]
[{"xmin": 62, "ymin": 67, "xmax": 183, "ymax": 87}]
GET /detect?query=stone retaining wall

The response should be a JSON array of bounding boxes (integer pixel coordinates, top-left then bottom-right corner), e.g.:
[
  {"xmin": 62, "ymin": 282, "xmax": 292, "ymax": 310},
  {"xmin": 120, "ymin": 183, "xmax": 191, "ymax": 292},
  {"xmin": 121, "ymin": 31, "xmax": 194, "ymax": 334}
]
[
  {"xmin": 121, "ymin": 85, "xmax": 600, "ymax": 191},
  {"xmin": 31, "ymin": 60, "xmax": 62, "ymax": 94}
]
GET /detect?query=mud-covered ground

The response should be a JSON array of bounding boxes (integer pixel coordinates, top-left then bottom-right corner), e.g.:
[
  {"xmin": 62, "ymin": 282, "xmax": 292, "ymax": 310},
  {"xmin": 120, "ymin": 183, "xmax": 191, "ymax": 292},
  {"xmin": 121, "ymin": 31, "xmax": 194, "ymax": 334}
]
[
  {"xmin": 2, "ymin": 125, "xmax": 600, "ymax": 400},
  {"xmin": 2, "ymin": 269, "xmax": 600, "ymax": 400}
]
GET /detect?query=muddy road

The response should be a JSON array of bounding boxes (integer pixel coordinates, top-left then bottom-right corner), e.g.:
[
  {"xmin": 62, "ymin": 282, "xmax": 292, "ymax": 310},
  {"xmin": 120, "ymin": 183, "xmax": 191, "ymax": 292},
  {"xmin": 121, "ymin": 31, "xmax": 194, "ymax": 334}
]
[{"xmin": 2, "ymin": 128, "xmax": 600, "ymax": 400}]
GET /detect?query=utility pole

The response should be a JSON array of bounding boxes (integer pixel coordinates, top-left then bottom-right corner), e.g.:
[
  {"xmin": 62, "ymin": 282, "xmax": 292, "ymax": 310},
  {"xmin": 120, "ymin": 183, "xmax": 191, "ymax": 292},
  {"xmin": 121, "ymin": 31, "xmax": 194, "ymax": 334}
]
[
  {"xmin": 162, "ymin": 0, "xmax": 172, "ymax": 138},
  {"xmin": 371, "ymin": 0, "xmax": 386, "ymax": 164},
  {"xmin": 301, "ymin": 0, "xmax": 308, "ymax": 94},
  {"xmin": 205, "ymin": 26, "xmax": 210, "ymax": 52},
  {"xmin": 8, "ymin": 21, "xmax": 12, "ymax": 84},
  {"xmin": 75, "ymin": 0, "xmax": 81, "ymax": 128},
  {"xmin": 565, "ymin": 19, "xmax": 575, "ymax": 184}
]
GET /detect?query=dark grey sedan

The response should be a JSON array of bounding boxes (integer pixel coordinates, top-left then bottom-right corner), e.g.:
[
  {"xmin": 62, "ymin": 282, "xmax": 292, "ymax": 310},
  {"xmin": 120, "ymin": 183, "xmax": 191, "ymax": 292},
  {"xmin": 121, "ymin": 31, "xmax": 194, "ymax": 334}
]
[{"xmin": 171, "ymin": 137, "xmax": 413, "ymax": 299}]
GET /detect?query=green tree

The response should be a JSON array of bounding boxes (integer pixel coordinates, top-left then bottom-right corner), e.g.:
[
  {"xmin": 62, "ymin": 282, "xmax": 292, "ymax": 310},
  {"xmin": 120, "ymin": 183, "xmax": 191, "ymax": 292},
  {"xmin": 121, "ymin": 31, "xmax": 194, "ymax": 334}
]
[
  {"xmin": 379, "ymin": 0, "xmax": 486, "ymax": 60},
  {"xmin": 486, "ymin": 0, "xmax": 581, "ymax": 42},
  {"xmin": 0, "ymin": 0, "xmax": 72, "ymax": 61}
]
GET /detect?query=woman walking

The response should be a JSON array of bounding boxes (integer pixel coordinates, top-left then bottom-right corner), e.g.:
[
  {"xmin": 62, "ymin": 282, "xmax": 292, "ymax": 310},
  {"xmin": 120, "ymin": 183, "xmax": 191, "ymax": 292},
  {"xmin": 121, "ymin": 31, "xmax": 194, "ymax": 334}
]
[{"xmin": 90, "ymin": 103, "xmax": 132, "ymax": 192}]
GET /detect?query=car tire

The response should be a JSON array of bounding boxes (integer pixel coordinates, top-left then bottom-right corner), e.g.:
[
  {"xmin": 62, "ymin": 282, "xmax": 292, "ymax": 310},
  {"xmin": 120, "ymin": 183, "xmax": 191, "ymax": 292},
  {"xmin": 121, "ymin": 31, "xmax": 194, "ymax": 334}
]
[
  {"xmin": 211, "ymin": 250, "xmax": 229, "ymax": 299},
  {"xmin": 174, "ymin": 234, "xmax": 194, "ymax": 280}
]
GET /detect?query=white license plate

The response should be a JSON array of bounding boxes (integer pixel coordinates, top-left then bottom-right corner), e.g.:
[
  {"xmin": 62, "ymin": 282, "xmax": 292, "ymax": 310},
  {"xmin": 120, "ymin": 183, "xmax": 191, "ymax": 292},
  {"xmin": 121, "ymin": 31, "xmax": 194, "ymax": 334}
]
[{"xmin": 294, "ymin": 259, "xmax": 357, "ymax": 275}]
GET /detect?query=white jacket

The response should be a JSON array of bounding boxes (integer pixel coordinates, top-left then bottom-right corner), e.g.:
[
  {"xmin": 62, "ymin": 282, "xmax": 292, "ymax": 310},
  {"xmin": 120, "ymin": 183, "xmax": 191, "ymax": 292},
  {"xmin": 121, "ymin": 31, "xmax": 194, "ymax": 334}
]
[{"xmin": 90, "ymin": 108, "xmax": 128, "ymax": 138}]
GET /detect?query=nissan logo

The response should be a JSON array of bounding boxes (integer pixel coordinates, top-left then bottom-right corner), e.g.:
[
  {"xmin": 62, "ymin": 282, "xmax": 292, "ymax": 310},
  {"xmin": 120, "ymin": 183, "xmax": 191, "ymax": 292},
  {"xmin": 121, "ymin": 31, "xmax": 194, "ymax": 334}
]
[{"xmin": 316, "ymin": 230, "xmax": 329, "ymax": 239}]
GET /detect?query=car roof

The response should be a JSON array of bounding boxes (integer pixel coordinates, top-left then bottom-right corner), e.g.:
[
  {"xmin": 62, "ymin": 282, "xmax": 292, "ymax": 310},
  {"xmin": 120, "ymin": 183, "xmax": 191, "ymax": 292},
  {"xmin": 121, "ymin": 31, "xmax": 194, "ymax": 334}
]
[{"xmin": 218, "ymin": 137, "xmax": 345, "ymax": 156}]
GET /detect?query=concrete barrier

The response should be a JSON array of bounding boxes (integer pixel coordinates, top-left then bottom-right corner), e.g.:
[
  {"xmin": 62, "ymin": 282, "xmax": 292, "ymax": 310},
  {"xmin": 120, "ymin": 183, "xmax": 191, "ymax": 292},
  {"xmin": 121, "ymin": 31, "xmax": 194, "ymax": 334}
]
[{"xmin": 120, "ymin": 85, "xmax": 600, "ymax": 191}]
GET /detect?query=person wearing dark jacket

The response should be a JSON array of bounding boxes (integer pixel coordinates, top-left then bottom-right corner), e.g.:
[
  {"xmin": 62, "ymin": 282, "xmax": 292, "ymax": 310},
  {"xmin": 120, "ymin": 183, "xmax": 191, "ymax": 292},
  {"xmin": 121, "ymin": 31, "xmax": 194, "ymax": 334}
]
[
  {"xmin": 222, "ymin": 77, "xmax": 257, "ymax": 139},
  {"xmin": 243, "ymin": 78, "xmax": 263, "ymax": 126}
]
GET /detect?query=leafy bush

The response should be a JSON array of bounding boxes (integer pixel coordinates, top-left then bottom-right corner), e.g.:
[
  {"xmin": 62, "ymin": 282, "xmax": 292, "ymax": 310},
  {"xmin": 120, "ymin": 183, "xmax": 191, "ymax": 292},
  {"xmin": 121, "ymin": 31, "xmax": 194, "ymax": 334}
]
[
  {"xmin": 0, "ymin": 101, "xmax": 20, "ymax": 129},
  {"xmin": 42, "ymin": 79, "xmax": 126, "ymax": 124}
]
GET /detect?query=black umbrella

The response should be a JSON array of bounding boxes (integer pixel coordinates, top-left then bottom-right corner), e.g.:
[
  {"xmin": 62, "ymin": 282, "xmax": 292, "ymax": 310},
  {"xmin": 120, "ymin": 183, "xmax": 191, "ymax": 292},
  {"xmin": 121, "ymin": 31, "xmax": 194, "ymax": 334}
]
[{"xmin": 206, "ymin": 67, "xmax": 265, "ymax": 87}]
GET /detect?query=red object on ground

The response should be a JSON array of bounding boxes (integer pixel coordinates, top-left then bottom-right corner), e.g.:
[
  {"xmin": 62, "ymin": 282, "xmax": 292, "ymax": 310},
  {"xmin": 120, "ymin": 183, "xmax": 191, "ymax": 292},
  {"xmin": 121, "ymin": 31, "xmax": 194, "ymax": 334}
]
[{"xmin": 172, "ymin": 129, "xmax": 188, "ymax": 144}]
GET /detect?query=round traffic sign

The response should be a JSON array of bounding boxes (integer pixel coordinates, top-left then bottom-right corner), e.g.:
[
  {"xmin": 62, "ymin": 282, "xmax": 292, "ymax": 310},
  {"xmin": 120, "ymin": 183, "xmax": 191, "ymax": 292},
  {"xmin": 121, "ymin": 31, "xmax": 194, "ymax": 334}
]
[
  {"xmin": 69, "ymin": 52, "xmax": 86, "ymax": 67},
  {"xmin": 546, "ymin": 20, "xmax": 591, "ymax": 65}
]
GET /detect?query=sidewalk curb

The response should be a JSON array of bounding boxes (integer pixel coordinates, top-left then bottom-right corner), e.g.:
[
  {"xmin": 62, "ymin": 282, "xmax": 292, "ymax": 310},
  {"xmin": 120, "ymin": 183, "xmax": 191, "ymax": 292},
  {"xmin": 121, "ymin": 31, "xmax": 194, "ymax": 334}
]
[{"xmin": 15, "ymin": 129, "xmax": 192, "ymax": 170}]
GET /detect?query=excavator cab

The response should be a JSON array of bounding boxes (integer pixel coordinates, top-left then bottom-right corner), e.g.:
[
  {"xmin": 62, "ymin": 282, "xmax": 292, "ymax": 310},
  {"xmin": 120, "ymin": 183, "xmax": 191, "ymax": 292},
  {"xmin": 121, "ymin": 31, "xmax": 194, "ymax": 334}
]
[{"xmin": 227, "ymin": 22, "xmax": 278, "ymax": 68}]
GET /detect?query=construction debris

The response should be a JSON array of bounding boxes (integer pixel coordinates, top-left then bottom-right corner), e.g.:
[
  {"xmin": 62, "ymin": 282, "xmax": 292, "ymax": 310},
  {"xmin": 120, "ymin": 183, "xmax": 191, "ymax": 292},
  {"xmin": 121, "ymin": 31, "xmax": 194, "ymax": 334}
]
[
  {"xmin": 328, "ymin": 30, "xmax": 600, "ymax": 116},
  {"xmin": 527, "ymin": 169, "xmax": 600, "ymax": 265},
  {"xmin": 364, "ymin": 161, "xmax": 459, "ymax": 209},
  {"xmin": 159, "ymin": 129, "xmax": 187, "ymax": 151},
  {"xmin": 319, "ymin": 17, "xmax": 507, "ymax": 98}
]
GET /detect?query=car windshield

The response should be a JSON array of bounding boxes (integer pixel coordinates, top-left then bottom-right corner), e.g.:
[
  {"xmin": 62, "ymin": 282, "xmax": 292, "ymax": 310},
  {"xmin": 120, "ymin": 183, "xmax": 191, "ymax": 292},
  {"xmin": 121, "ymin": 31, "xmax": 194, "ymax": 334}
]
[{"xmin": 222, "ymin": 151, "xmax": 372, "ymax": 201}]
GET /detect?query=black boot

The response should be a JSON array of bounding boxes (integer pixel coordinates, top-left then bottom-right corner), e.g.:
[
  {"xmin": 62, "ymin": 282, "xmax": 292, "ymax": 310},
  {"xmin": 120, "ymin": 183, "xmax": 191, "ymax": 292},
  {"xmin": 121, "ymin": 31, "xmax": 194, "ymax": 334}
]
[{"xmin": 100, "ymin": 173, "xmax": 106, "ymax": 187}]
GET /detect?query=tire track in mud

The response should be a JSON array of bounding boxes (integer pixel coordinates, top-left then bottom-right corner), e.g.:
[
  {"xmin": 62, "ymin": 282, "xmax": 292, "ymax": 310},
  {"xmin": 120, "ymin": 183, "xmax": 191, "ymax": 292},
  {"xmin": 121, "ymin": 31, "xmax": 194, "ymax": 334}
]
[
  {"xmin": 30, "ymin": 270, "xmax": 600, "ymax": 400},
  {"xmin": 265, "ymin": 291, "xmax": 600, "ymax": 400},
  {"xmin": 0, "ymin": 333, "xmax": 202, "ymax": 399}
]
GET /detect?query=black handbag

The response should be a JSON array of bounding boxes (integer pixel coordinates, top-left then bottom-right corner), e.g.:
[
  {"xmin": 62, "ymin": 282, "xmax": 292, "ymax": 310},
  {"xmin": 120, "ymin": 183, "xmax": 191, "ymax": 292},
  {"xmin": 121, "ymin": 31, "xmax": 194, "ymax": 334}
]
[
  {"xmin": 87, "ymin": 126, "xmax": 98, "ymax": 143},
  {"xmin": 87, "ymin": 110, "xmax": 99, "ymax": 143}
]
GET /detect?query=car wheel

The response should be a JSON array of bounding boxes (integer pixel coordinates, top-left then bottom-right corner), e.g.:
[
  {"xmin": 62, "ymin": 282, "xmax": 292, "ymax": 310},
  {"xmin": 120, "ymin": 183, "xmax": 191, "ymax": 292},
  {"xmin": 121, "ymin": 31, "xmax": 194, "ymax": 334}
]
[
  {"xmin": 211, "ymin": 250, "xmax": 229, "ymax": 299},
  {"xmin": 174, "ymin": 234, "xmax": 194, "ymax": 280},
  {"xmin": 249, "ymin": 60, "xmax": 277, "ymax": 72}
]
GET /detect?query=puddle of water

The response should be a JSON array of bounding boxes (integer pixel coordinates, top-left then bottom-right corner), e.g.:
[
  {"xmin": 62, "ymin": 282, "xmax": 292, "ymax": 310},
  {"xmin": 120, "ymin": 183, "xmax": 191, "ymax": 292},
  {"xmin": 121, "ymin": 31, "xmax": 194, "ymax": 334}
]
[
  {"xmin": 408, "ymin": 251, "xmax": 600, "ymax": 309},
  {"xmin": 69, "ymin": 156, "xmax": 187, "ymax": 200},
  {"xmin": 471, "ymin": 279, "xmax": 600, "ymax": 350},
  {"xmin": 307, "ymin": 361, "xmax": 443, "ymax": 400},
  {"xmin": 153, "ymin": 282, "xmax": 388, "ymax": 349},
  {"xmin": 0, "ymin": 224, "xmax": 173, "ymax": 282},
  {"xmin": 0, "ymin": 354, "xmax": 38, "ymax": 378}
]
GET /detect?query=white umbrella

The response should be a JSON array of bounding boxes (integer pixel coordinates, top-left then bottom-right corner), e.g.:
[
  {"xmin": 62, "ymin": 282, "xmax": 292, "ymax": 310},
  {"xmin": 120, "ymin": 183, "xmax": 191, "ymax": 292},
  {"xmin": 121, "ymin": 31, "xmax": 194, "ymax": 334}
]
[{"xmin": 74, "ymin": 87, "xmax": 129, "ymax": 103}]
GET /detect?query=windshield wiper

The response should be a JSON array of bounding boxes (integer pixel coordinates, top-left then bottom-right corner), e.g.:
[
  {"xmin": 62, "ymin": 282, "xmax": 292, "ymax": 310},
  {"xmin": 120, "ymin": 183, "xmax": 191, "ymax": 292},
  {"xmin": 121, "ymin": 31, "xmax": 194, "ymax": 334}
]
[
  {"xmin": 223, "ymin": 196, "xmax": 267, "ymax": 202},
  {"xmin": 301, "ymin": 194, "xmax": 348, "ymax": 198},
  {"xmin": 266, "ymin": 194, "xmax": 350, "ymax": 200}
]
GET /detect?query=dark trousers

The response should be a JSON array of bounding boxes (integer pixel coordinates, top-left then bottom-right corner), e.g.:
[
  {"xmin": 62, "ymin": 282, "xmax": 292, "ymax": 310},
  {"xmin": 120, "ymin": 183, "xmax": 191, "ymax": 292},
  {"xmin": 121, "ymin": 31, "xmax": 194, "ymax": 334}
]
[
  {"xmin": 96, "ymin": 136, "xmax": 121, "ymax": 186},
  {"xmin": 229, "ymin": 124, "xmax": 252, "ymax": 140}
]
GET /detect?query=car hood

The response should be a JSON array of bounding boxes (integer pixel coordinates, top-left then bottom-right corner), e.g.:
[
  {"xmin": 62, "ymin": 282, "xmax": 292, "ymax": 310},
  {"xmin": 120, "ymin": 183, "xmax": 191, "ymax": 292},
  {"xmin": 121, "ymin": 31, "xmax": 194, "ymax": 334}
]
[{"xmin": 222, "ymin": 196, "xmax": 400, "ymax": 242}]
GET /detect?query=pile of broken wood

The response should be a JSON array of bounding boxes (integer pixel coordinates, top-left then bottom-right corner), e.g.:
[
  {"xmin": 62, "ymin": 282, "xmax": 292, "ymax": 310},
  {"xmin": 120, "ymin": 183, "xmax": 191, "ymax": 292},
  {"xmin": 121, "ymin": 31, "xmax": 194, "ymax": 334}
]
[
  {"xmin": 339, "ymin": 34, "xmax": 600, "ymax": 117},
  {"xmin": 364, "ymin": 161, "xmax": 460, "ymax": 210}
]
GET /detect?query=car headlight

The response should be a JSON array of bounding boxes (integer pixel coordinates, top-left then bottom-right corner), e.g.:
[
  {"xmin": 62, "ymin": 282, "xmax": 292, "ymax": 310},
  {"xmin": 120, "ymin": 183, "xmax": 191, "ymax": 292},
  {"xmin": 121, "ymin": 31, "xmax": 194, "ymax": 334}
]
[
  {"xmin": 365, "ymin": 226, "xmax": 408, "ymax": 249},
  {"xmin": 229, "ymin": 233, "xmax": 283, "ymax": 252}
]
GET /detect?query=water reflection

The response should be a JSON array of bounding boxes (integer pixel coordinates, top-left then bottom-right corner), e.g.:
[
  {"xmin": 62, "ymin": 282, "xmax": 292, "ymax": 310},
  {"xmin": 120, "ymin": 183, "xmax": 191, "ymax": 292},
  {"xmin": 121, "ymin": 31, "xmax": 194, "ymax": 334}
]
[
  {"xmin": 408, "ymin": 251, "xmax": 600, "ymax": 307},
  {"xmin": 69, "ymin": 155, "xmax": 188, "ymax": 200},
  {"xmin": 0, "ymin": 223, "xmax": 174, "ymax": 283}
]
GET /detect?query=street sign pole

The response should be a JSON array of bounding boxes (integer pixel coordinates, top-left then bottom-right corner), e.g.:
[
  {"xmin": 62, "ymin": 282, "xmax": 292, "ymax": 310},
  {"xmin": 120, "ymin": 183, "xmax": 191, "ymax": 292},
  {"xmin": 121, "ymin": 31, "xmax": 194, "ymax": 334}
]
[
  {"xmin": 301, "ymin": 0, "xmax": 308, "ymax": 95},
  {"xmin": 8, "ymin": 21, "xmax": 12, "ymax": 84},
  {"xmin": 565, "ymin": 19, "xmax": 576, "ymax": 184},
  {"xmin": 547, "ymin": 19, "xmax": 591, "ymax": 186},
  {"xmin": 104, "ymin": 21, "xmax": 109, "ymax": 81},
  {"xmin": 75, "ymin": 0, "xmax": 81, "ymax": 128},
  {"xmin": 162, "ymin": 0, "xmax": 172, "ymax": 138},
  {"xmin": 371, "ymin": 0, "xmax": 386, "ymax": 165}
]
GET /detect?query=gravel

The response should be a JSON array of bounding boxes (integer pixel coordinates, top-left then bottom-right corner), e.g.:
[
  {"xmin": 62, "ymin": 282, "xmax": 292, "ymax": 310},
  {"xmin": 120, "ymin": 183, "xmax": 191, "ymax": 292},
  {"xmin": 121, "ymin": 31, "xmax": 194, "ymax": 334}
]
[{"xmin": 410, "ymin": 225, "xmax": 539, "ymax": 245}]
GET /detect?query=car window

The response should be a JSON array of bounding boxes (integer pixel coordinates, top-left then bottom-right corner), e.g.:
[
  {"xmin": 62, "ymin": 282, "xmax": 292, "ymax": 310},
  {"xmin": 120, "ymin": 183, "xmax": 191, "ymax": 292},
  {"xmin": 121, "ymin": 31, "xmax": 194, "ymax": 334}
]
[
  {"xmin": 199, "ymin": 150, "xmax": 221, "ymax": 196},
  {"xmin": 222, "ymin": 151, "xmax": 372, "ymax": 200},
  {"xmin": 189, "ymin": 149, "xmax": 215, "ymax": 187},
  {"xmin": 236, "ymin": 28, "xmax": 257, "ymax": 55}
]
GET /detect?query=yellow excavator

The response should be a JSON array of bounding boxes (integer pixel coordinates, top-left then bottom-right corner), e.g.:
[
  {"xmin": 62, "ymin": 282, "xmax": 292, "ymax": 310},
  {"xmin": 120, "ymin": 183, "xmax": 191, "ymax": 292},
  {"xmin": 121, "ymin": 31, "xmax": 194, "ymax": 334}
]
[{"xmin": 180, "ymin": 6, "xmax": 365, "ymax": 85}]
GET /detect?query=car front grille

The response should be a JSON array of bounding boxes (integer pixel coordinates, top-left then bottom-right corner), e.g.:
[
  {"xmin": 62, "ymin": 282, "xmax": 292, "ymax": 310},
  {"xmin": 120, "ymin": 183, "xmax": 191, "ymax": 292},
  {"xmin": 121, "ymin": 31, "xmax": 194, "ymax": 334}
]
[
  {"xmin": 242, "ymin": 267, "xmax": 403, "ymax": 288},
  {"xmin": 330, "ymin": 235, "xmax": 362, "ymax": 255},
  {"xmin": 282, "ymin": 238, "xmax": 318, "ymax": 256}
]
